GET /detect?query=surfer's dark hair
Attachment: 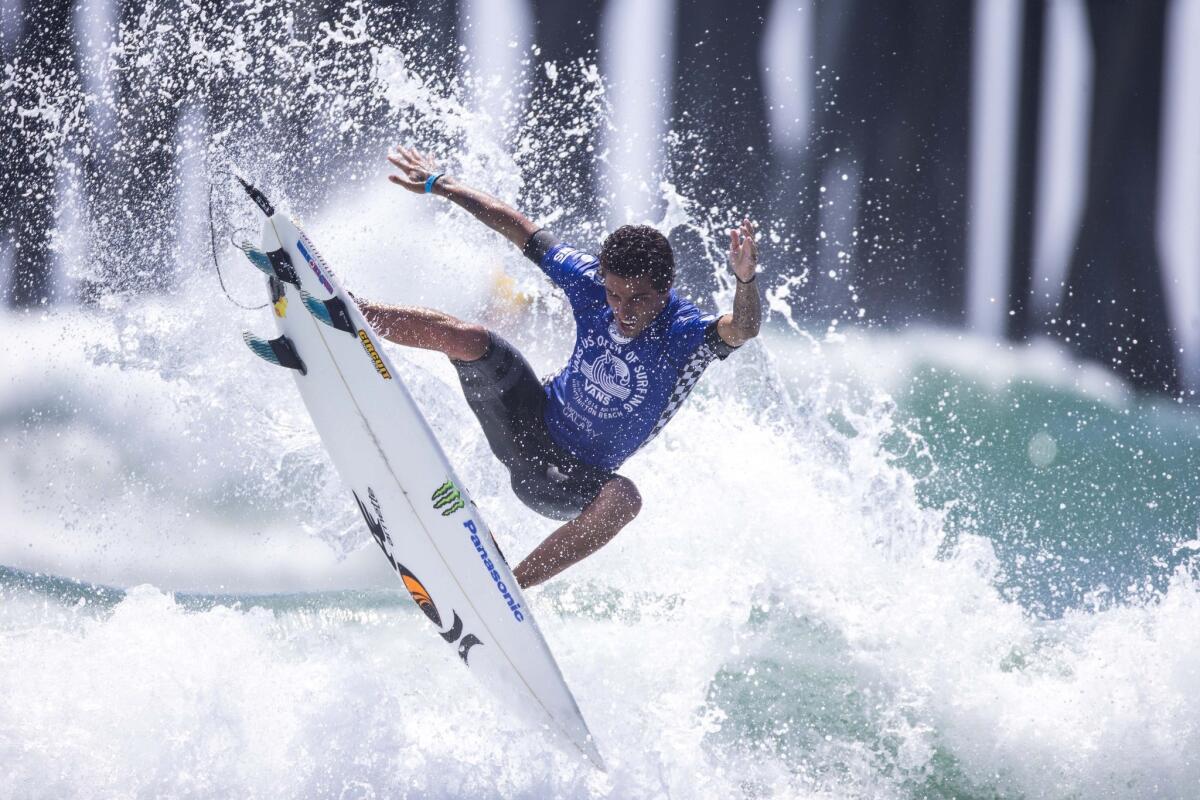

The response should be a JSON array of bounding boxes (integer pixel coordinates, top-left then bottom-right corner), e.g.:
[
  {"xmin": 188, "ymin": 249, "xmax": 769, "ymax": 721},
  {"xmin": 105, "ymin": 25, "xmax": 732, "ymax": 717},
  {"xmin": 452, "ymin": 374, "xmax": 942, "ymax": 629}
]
[{"xmin": 600, "ymin": 225, "xmax": 674, "ymax": 292}]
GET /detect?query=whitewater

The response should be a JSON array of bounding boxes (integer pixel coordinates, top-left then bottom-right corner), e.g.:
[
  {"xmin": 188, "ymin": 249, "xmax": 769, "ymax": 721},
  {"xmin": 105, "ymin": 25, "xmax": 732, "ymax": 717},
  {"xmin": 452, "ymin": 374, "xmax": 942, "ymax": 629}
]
[{"xmin": 4, "ymin": 2, "xmax": 1200, "ymax": 797}]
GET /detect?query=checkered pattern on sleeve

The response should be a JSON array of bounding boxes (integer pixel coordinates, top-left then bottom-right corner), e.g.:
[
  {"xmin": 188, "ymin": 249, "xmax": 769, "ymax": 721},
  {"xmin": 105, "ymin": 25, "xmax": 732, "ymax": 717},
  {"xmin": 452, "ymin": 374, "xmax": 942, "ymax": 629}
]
[{"xmin": 633, "ymin": 342, "xmax": 721, "ymax": 455}]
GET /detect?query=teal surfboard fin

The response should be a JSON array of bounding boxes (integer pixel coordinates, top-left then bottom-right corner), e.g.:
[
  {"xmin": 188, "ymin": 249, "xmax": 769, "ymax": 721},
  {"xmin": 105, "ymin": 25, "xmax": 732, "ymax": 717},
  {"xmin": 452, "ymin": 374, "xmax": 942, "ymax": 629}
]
[
  {"xmin": 240, "ymin": 242, "xmax": 300, "ymax": 287},
  {"xmin": 299, "ymin": 289, "xmax": 332, "ymax": 325},
  {"xmin": 300, "ymin": 289, "xmax": 356, "ymax": 334},
  {"xmin": 242, "ymin": 332, "xmax": 307, "ymax": 375},
  {"xmin": 240, "ymin": 243, "xmax": 272, "ymax": 276}
]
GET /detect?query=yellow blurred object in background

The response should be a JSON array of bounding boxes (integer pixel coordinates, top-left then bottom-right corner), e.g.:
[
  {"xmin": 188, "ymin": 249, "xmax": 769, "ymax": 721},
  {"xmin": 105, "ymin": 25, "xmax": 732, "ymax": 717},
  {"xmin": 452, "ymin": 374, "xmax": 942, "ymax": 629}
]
[{"xmin": 486, "ymin": 269, "xmax": 534, "ymax": 322}]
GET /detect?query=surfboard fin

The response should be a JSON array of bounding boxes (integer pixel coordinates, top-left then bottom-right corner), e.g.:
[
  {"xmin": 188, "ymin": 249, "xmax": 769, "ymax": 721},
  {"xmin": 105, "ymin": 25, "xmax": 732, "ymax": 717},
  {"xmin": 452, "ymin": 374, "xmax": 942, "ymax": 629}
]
[
  {"xmin": 299, "ymin": 290, "xmax": 356, "ymax": 334},
  {"xmin": 241, "ymin": 244, "xmax": 272, "ymax": 276},
  {"xmin": 240, "ymin": 243, "xmax": 301, "ymax": 287},
  {"xmin": 242, "ymin": 332, "xmax": 307, "ymax": 375}
]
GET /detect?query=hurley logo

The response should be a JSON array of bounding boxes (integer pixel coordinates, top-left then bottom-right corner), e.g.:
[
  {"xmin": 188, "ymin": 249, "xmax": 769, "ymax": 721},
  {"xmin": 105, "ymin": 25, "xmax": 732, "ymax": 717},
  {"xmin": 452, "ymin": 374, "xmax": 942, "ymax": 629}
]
[{"xmin": 432, "ymin": 480, "xmax": 465, "ymax": 516}]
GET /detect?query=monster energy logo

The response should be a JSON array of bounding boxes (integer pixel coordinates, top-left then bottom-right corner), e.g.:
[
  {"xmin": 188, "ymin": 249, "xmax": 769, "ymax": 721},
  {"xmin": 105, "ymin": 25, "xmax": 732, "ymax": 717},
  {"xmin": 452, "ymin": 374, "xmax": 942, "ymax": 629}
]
[{"xmin": 432, "ymin": 480, "xmax": 465, "ymax": 516}]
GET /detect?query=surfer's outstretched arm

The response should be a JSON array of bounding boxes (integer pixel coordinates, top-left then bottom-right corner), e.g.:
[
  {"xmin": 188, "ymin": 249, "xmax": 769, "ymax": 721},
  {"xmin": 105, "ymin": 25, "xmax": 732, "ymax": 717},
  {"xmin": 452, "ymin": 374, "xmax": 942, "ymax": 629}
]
[
  {"xmin": 387, "ymin": 145, "xmax": 538, "ymax": 250},
  {"xmin": 513, "ymin": 476, "xmax": 642, "ymax": 589},
  {"xmin": 716, "ymin": 217, "xmax": 763, "ymax": 348}
]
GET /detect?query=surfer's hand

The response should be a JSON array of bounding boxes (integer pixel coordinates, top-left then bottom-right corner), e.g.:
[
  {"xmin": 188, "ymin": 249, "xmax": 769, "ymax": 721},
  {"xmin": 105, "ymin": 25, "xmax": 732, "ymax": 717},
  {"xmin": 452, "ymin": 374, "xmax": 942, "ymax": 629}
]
[
  {"xmin": 728, "ymin": 217, "xmax": 758, "ymax": 283},
  {"xmin": 387, "ymin": 146, "xmax": 440, "ymax": 194},
  {"xmin": 716, "ymin": 217, "xmax": 764, "ymax": 347},
  {"xmin": 390, "ymin": 151, "xmax": 538, "ymax": 249}
]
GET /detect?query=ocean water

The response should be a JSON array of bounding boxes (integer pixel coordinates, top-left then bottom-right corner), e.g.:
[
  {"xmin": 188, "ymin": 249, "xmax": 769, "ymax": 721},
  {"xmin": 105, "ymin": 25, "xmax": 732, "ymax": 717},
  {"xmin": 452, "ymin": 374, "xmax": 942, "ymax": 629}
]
[
  {"xmin": 5, "ymin": 3, "xmax": 1200, "ymax": 797},
  {"xmin": 6, "ymin": 289, "xmax": 1200, "ymax": 799}
]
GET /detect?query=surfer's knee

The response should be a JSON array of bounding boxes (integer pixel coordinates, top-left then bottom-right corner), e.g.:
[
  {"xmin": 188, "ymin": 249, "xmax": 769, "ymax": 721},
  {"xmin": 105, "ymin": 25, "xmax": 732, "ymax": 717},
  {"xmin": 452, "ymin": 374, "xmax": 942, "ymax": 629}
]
[
  {"xmin": 602, "ymin": 475, "xmax": 641, "ymax": 522},
  {"xmin": 446, "ymin": 321, "xmax": 490, "ymax": 362}
]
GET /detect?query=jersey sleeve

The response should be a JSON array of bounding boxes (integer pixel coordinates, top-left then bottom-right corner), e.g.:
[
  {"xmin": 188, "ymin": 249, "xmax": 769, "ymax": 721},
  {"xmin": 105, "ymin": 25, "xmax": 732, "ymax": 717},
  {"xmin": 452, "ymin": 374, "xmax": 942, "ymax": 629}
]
[
  {"xmin": 702, "ymin": 320, "xmax": 739, "ymax": 360},
  {"xmin": 522, "ymin": 229, "xmax": 606, "ymax": 312},
  {"xmin": 668, "ymin": 301, "xmax": 740, "ymax": 365}
]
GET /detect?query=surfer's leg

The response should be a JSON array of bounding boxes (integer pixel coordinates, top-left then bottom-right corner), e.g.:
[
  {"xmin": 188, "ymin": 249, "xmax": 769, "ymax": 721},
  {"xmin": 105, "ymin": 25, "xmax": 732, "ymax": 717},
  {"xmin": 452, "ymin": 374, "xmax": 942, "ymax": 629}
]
[
  {"xmin": 513, "ymin": 475, "xmax": 642, "ymax": 589},
  {"xmin": 448, "ymin": 333, "xmax": 621, "ymax": 522},
  {"xmin": 357, "ymin": 300, "xmax": 490, "ymax": 362},
  {"xmin": 450, "ymin": 332, "xmax": 547, "ymax": 468}
]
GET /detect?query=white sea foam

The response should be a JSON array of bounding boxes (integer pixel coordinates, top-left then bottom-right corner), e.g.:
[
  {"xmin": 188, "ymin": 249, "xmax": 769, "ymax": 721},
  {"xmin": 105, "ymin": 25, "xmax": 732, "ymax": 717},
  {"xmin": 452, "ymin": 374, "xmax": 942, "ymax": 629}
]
[{"xmin": 5, "ymin": 280, "xmax": 1200, "ymax": 797}]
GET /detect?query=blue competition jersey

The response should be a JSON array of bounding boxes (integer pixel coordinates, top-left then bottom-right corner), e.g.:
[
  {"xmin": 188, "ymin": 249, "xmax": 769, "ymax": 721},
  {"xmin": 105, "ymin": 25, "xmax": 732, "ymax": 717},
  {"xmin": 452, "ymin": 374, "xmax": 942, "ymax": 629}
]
[{"xmin": 534, "ymin": 240, "xmax": 736, "ymax": 471}]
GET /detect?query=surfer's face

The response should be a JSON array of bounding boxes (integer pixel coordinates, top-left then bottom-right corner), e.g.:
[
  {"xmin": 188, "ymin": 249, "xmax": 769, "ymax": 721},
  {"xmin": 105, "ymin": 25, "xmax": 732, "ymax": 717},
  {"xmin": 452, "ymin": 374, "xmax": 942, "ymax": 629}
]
[{"xmin": 601, "ymin": 271, "xmax": 670, "ymax": 339}]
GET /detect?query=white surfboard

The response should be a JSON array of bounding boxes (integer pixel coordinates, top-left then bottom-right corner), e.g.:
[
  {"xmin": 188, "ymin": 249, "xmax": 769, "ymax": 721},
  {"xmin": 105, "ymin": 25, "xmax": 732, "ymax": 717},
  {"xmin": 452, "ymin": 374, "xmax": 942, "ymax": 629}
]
[{"xmin": 236, "ymin": 179, "xmax": 603, "ymax": 769}]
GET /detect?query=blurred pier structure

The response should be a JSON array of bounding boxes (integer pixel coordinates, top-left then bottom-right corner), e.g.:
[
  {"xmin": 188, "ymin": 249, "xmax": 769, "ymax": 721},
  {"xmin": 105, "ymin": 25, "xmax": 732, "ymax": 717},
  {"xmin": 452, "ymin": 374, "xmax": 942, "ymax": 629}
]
[{"xmin": 2, "ymin": 0, "xmax": 1198, "ymax": 396}]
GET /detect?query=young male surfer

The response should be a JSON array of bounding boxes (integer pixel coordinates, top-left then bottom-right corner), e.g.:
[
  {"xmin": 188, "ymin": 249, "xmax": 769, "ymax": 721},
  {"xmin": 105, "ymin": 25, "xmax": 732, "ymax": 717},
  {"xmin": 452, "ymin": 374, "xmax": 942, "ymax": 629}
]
[{"xmin": 357, "ymin": 146, "xmax": 762, "ymax": 589}]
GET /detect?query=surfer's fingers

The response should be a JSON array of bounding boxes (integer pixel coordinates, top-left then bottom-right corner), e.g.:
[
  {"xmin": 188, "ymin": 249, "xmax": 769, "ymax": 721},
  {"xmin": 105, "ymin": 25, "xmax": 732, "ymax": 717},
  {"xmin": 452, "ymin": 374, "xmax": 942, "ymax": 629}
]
[
  {"xmin": 390, "ymin": 146, "xmax": 422, "ymax": 169},
  {"xmin": 386, "ymin": 164, "xmax": 414, "ymax": 185},
  {"xmin": 387, "ymin": 152, "xmax": 429, "ymax": 189},
  {"xmin": 740, "ymin": 219, "xmax": 757, "ymax": 254},
  {"xmin": 731, "ymin": 230, "xmax": 748, "ymax": 263},
  {"xmin": 388, "ymin": 173, "xmax": 424, "ymax": 193}
]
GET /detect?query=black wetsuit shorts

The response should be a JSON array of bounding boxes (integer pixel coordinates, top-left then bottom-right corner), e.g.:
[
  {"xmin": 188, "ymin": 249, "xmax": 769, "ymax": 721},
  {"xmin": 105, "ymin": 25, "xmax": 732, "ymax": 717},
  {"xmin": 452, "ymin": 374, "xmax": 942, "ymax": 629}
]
[{"xmin": 452, "ymin": 333, "xmax": 614, "ymax": 521}]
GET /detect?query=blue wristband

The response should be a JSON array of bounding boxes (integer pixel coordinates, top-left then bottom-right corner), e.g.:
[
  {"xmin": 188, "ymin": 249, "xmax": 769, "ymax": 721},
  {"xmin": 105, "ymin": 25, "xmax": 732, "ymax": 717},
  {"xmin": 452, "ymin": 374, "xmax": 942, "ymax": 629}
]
[{"xmin": 424, "ymin": 173, "xmax": 444, "ymax": 194}]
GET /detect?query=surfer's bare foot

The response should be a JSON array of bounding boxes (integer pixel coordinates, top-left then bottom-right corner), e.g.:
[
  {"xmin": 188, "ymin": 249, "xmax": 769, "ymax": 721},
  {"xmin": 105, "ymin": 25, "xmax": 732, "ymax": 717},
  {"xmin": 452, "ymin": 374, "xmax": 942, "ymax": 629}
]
[{"xmin": 514, "ymin": 476, "xmax": 641, "ymax": 588}]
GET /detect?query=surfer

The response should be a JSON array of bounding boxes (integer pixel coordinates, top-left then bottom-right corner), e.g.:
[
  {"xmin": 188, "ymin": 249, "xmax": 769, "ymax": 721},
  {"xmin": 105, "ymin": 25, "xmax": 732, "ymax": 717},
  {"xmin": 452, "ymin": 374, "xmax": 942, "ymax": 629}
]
[{"xmin": 356, "ymin": 146, "xmax": 762, "ymax": 588}]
